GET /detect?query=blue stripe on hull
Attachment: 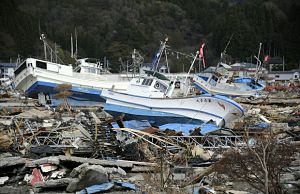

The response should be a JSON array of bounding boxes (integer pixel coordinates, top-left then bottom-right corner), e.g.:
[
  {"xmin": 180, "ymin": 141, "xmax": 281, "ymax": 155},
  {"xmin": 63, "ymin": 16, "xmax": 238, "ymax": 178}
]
[
  {"xmin": 104, "ymin": 104, "xmax": 205, "ymax": 126},
  {"xmin": 103, "ymin": 90, "xmax": 244, "ymax": 115},
  {"xmin": 192, "ymin": 82, "xmax": 209, "ymax": 94},
  {"xmin": 26, "ymin": 81, "xmax": 106, "ymax": 106}
]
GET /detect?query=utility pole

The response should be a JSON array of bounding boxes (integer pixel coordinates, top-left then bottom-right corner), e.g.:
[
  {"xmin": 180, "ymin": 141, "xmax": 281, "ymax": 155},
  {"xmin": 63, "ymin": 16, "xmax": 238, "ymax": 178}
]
[
  {"xmin": 71, "ymin": 33, "xmax": 73, "ymax": 58},
  {"xmin": 282, "ymin": 56, "xmax": 285, "ymax": 71}
]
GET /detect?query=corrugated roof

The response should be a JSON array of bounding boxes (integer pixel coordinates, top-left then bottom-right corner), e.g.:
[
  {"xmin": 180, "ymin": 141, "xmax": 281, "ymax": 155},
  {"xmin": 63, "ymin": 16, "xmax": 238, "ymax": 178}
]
[{"xmin": 0, "ymin": 63, "xmax": 17, "ymax": 68}]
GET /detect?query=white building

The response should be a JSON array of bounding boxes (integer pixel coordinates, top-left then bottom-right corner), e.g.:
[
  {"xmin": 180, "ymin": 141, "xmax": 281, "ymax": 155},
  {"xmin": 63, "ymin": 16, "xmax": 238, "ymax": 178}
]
[
  {"xmin": 268, "ymin": 70, "xmax": 300, "ymax": 81},
  {"xmin": 0, "ymin": 62, "xmax": 16, "ymax": 78}
]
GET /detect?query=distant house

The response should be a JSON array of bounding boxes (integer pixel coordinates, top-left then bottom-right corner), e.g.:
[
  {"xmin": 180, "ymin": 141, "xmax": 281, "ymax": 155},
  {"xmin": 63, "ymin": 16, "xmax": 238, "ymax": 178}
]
[
  {"xmin": 230, "ymin": 62, "xmax": 268, "ymax": 77},
  {"xmin": 202, "ymin": 62, "xmax": 267, "ymax": 78},
  {"xmin": 0, "ymin": 62, "xmax": 16, "ymax": 78},
  {"xmin": 140, "ymin": 63, "xmax": 169, "ymax": 74},
  {"xmin": 267, "ymin": 56, "xmax": 285, "ymax": 71},
  {"xmin": 268, "ymin": 70, "xmax": 300, "ymax": 81}
]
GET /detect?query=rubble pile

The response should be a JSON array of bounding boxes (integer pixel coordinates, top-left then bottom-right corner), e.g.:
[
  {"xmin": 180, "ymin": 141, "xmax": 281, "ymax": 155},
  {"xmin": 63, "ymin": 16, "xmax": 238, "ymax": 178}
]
[
  {"xmin": 0, "ymin": 84, "xmax": 299, "ymax": 193},
  {"xmin": 0, "ymin": 107, "xmax": 123, "ymax": 158},
  {"xmin": 0, "ymin": 153, "xmax": 156, "ymax": 193}
]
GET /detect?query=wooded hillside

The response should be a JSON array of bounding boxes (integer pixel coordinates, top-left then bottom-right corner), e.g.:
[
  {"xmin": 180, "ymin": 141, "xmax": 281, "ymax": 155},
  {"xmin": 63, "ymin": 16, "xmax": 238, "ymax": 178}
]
[{"xmin": 0, "ymin": 0, "xmax": 299, "ymax": 71}]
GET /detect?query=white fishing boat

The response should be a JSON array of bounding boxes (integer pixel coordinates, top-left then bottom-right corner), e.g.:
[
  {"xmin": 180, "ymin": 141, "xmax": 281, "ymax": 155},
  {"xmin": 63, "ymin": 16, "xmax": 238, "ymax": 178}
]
[
  {"xmin": 192, "ymin": 63, "xmax": 265, "ymax": 98},
  {"xmin": 13, "ymin": 57, "xmax": 130, "ymax": 106},
  {"xmin": 13, "ymin": 34, "xmax": 131, "ymax": 106},
  {"xmin": 101, "ymin": 40, "xmax": 244, "ymax": 127},
  {"xmin": 101, "ymin": 74, "xmax": 244, "ymax": 127},
  {"xmin": 192, "ymin": 42, "xmax": 266, "ymax": 98}
]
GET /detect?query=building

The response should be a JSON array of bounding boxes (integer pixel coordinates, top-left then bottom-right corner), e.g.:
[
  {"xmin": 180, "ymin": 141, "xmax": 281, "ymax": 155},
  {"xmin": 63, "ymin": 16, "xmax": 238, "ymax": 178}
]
[
  {"xmin": 140, "ymin": 63, "xmax": 169, "ymax": 74},
  {"xmin": 268, "ymin": 70, "xmax": 300, "ymax": 81},
  {"xmin": 0, "ymin": 62, "xmax": 16, "ymax": 78},
  {"xmin": 230, "ymin": 62, "xmax": 268, "ymax": 77}
]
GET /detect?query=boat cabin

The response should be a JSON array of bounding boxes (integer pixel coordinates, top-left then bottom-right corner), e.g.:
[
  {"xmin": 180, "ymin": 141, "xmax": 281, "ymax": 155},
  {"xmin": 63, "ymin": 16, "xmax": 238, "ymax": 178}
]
[
  {"xmin": 14, "ymin": 58, "xmax": 73, "ymax": 79},
  {"xmin": 74, "ymin": 58, "xmax": 110, "ymax": 75},
  {"xmin": 127, "ymin": 77, "xmax": 170, "ymax": 98}
]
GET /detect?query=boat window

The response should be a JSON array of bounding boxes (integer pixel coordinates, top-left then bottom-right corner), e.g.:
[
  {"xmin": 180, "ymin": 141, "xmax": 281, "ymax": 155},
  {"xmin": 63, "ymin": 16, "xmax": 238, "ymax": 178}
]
[
  {"xmin": 74, "ymin": 66, "xmax": 81, "ymax": 72},
  {"xmin": 96, "ymin": 69, "xmax": 101, "ymax": 75},
  {"xmin": 209, "ymin": 75, "xmax": 218, "ymax": 86},
  {"xmin": 89, "ymin": 68, "xmax": 96, "ymax": 74},
  {"xmin": 212, "ymin": 75, "xmax": 218, "ymax": 82},
  {"xmin": 36, "ymin": 61, "xmax": 47, "ymax": 69},
  {"xmin": 142, "ymin": 79, "xmax": 153, "ymax": 86},
  {"xmin": 14, "ymin": 61, "xmax": 26, "ymax": 76},
  {"xmin": 147, "ymin": 79, "xmax": 153, "ymax": 86},
  {"xmin": 154, "ymin": 81, "xmax": 167, "ymax": 92}
]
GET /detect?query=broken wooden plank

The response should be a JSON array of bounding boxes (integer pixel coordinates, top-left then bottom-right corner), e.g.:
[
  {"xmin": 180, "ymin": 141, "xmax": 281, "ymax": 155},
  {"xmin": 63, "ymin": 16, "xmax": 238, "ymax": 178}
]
[
  {"xmin": 0, "ymin": 157, "xmax": 26, "ymax": 169},
  {"xmin": 58, "ymin": 156, "xmax": 156, "ymax": 168}
]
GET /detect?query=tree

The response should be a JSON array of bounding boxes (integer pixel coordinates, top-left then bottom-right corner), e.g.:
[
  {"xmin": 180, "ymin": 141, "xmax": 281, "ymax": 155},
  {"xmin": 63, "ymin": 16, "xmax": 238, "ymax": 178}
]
[
  {"xmin": 54, "ymin": 84, "xmax": 73, "ymax": 114},
  {"xmin": 215, "ymin": 129, "xmax": 296, "ymax": 194}
]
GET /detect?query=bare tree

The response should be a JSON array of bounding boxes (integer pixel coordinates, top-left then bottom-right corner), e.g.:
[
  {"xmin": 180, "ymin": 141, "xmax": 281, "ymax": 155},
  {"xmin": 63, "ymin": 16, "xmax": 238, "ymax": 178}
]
[
  {"xmin": 54, "ymin": 84, "xmax": 73, "ymax": 114},
  {"xmin": 215, "ymin": 129, "xmax": 296, "ymax": 194}
]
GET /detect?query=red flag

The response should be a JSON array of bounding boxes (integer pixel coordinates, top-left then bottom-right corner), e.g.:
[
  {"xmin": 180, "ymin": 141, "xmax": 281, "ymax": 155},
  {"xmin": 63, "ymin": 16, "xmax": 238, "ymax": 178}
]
[
  {"xmin": 264, "ymin": 55, "xmax": 269, "ymax": 62},
  {"xmin": 199, "ymin": 43, "xmax": 206, "ymax": 68}
]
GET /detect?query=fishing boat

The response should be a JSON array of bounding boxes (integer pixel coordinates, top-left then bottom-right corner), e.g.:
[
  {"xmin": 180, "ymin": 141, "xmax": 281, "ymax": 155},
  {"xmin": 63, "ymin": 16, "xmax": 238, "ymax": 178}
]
[
  {"xmin": 13, "ymin": 35, "xmax": 130, "ymax": 106},
  {"xmin": 192, "ymin": 62, "xmax": 265, "ymax": 98},
  {"xmin": 13, "ymin": 57, "xmax": 130, "ymax": 106},
  {"xmin": 101, "ymin": 74, "xmax": 244, "ymax": 127},
  {"xmin": 192, "ymin": 42, "xmax": 266, "ymax": 98},
  {"xmin": 101, "ymin": 40, "xmax": 244, "ymax": 127}
]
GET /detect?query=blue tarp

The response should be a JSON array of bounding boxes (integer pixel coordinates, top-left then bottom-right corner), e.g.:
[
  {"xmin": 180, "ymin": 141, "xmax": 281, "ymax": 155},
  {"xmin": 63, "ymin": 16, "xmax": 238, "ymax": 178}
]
[
  {"xmin": 114, "ymin": 181, "xmax": 136, "ymax": 190},
  {"xmin": 200, "ymin": 123, "xmax": 220, "ymax": 134},
  {"xmin": 254, "ymin": 122, "xmax": 270, "ymax": 129},
  {"xmin": 159, "ymin": 123, "xmax": 220, "ymax": 136},
  {"xmin": 79, "ymin": 181, "xmax": 136, "ymax": 194},
  {"xmin": 159, "ymin": 123, "xmax": 201, "ymax": 136},
  {"xmin": 112, "ymin": 120, "xmax": 152, "ymax": 130},
  {"xmin": 80, "ymin": 182, "xmax": 114, "ymax": 194}
]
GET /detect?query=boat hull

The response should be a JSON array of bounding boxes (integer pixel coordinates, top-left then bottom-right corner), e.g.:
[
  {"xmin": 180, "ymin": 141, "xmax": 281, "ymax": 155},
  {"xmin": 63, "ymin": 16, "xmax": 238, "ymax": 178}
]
[
  {"xmin": 14, "ymin": 63, "xmax": 129, "ymax": 106},
  {"xmin": 192, "ymin": 75, "xmax": 260, "ymax": 97},
  {"xmin": 101, "ymin": 90, "xmax": 244, "ymax": 127}
]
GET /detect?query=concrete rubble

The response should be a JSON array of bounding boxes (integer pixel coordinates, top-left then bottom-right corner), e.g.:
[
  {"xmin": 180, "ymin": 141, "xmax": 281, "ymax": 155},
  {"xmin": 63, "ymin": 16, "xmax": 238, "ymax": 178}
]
[{"xmin": 0, "ymin": 81, "xmax": 299, "ymax": 193}]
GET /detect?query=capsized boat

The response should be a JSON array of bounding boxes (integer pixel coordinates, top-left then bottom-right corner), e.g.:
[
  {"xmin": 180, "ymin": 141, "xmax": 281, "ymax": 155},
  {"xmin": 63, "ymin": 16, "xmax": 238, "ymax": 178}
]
[{"xmin": 101, "ymin": 74, "xmax": 244, "ymax": 127}]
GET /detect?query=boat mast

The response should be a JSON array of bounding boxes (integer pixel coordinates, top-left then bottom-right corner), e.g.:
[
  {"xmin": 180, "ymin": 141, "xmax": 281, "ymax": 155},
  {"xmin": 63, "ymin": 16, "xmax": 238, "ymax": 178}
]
[
  {"xmin": 217, "ymin": 33, "xmax": 234, "ymax": 72},
  {"xmin": 152, "ymin": 38, "xmax": 168, "ymax": 75},
  {"xmin": 254, "ymin": 42, "xmax": 262, "ymax": 81},
  {"xmin": 40, "ymin": 34, "xmax": 64, "ymax": 64},
  {"xmin": 184, "ymin": 51, "xmax": 199, "ymax": 95},
  {"xmin": 75, "ymin": 27, "xmax": 78, "ymax": 60},
  {"xmin": 40, "ymin": 34, "xmax": 47, "ymax": 61}
]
